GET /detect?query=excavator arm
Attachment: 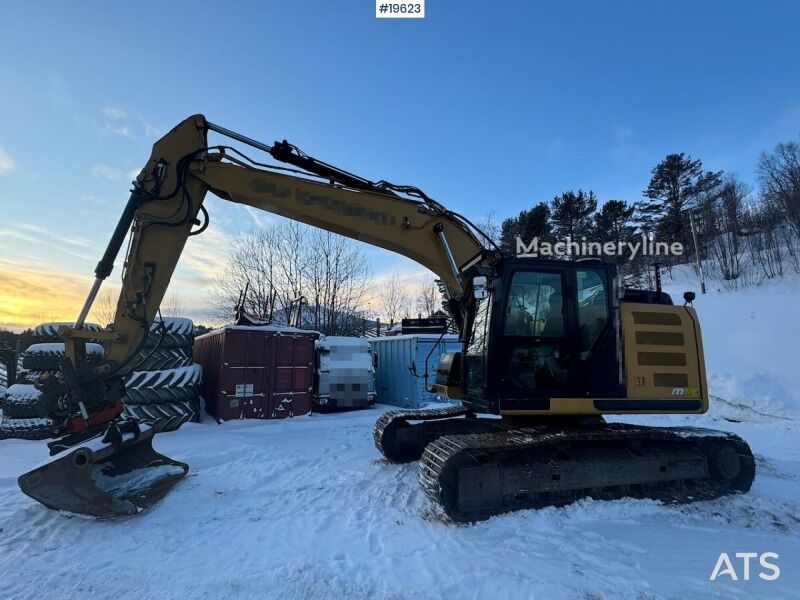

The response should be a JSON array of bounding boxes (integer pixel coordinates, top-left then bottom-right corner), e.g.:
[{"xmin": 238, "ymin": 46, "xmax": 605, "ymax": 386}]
[{"xmin": 18, "ymin": 114, "xmax": 490, "ymax": 518}]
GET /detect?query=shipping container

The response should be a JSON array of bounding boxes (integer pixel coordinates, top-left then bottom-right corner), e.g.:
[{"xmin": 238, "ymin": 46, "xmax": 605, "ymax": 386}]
[
  {"xmin": 314, "ymin": 336, "xmax": 376, "ymax": 410},
  {"xmin": 194, "ymin": 325, "xmax": 318, "ymax": 421},
  {"xmin": 368, "ymin": 334, "xmax": 461, "ymax": 408}
]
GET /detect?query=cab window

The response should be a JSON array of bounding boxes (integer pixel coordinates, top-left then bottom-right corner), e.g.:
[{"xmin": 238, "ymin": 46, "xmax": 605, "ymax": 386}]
[
  {"xmin": 504, "ymin": 271, "xmax": 563, "ymax": 338},
  {"xmin": 464, "ymin": 292, "xmax": 491, "ymax": 393},
  {"xmin": 576, "ymin": 269, "xmax": 609, "ymax": 360}
]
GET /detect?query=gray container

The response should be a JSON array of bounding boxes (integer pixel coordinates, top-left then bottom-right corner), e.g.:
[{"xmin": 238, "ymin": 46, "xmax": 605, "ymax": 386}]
[
  {"xmin": 314, "ymin": 336, "xmax": 376, "ymax": 410},
  {"xmin": 369, "ymin": 334, "xmax": 461, "ymax": 408}
]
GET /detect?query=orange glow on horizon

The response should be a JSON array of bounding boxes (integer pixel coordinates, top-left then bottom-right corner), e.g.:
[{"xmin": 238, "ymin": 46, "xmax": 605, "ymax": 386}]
[{"xmin": 0, "ymin": 259, "xmax": 95, "ymax": 331}]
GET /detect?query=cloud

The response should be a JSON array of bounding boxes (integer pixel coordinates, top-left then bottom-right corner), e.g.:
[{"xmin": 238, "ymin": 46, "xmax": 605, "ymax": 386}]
[
  {"xmin": 610, "ymin": 125, "xmax": 639, "ymax": 162},
  {"xmin": 99, "ymin": 106, "xmax": 162, "ymax": 140},
  {"xmin": 0, "ymin": 222, "xmax": 96, "ymax": 262},
  {"xmin": 178, "ymin": 223, "xmax": 234, "ymax": 287},
  {"xmin": 0, "ymin": 146, "xmax": 15, "ymax": 174},
  {"xmin": 243, "ymin": 205, "xmax": 275, "ymax": 228},
  {"xmin": 102, "ymin": 107, "xmax": 127, "ymax": 120},
  {"xmin": 90, "ymin": 164, "xmax": 125, "ymax": 180},
  {"xmin": 82, "ymin": 194, "xmax": 110, "ymax": 206},
  {"xmin": 548, "ymin": 140, "xmax": 564, "ymax": 156}
]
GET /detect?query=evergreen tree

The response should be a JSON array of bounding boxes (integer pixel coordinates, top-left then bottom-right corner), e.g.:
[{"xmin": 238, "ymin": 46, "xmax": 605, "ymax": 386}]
[
  {"xmin": 594, "ymin": 199, "xmax": 636, "ymax": 244},
  {"xmin": 550, "ymin": 190, "xmax": 597, "ymax": 240},
  {"xmin": 640, "ymin": 153, "xmax": 722, "ymax": 250},
  {"xmin": 500, "ymin": 202, "xmax": 551, "ymax": 253},
  {"xmin": 593, "ymin": 199, "xmax": 636, "ymax": 263}
]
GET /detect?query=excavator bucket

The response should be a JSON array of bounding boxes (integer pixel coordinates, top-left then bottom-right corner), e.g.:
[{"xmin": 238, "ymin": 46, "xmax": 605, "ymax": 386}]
[{"xmin": 18, "ymin": 422, "xmax": 188, "ymax": 518}]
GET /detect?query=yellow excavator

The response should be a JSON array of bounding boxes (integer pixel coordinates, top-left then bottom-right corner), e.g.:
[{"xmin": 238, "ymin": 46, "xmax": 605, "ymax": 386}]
[{"xmin": 18, "ymin": 115, "xmax": 754, "ymax": 521}]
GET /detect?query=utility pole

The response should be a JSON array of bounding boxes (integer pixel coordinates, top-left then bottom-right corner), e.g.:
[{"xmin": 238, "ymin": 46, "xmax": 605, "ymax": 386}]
[{"xmin": 689, "ymin": 212, "xmax": 706, "ymax": 294}]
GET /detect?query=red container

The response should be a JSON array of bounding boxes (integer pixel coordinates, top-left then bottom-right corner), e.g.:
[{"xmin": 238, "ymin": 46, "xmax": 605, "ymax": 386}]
[{"xmin": 194, "ymin": 325, "xmax": 318, "ymax": 421}]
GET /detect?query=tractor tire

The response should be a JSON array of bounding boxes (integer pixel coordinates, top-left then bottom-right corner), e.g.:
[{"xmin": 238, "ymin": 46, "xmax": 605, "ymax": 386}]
[
  {"xmin": 14, "ymin": 370, "xmax": 48, "ymax": 385},
  {"xmin": 22, "ymin": 343, "xmax": 105, "ymax": 372},
  {"xmin": 131, "ymin": 347, "xmax": 192, "ymax": 371},
  {"xmin": 32, "ymin": 322, "xmax": 103, "ymax": 343},
  {"xmin": 124, "ymin": 364, "xmax": 202, "ymax": 405},
  {"xmin": 2, "ymin": 384, "xmax": 63, "ymax": 419},
  {"xmin": 0, "ymin": 416, "xmax": 56, "ymax": 440},
  {"xmin": 143, "ymin": 317, "xmax": 195, "ymax": 349},
  {"xmin": 122, "ymin": 397, "xmax": 200, "ymax": 433}
]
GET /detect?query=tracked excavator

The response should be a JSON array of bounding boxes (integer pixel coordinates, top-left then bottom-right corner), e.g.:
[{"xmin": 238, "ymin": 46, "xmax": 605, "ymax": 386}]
[{"xmin": 18, "ymin": 115, "xmax": 754, "ymax": 521}]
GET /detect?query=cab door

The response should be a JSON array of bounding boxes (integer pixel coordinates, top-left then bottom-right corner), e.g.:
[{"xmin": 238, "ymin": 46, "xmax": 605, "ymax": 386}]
[
  {"xmin": 496, "ymin": 266, "xmax": 576, "ymax": 409},
  {"xmin": 572, "ymin": 266, "xmax": 619, "ymax": 397}
]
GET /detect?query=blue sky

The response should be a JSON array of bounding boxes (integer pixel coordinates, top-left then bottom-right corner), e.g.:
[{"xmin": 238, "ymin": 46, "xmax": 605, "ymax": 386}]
[{"xmin": 1, "ymin": 1, "xmax": 799, "ymax": 328}]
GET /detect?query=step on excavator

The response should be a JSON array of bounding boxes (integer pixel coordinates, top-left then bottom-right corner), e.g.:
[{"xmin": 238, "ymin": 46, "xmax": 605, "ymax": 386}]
[{"xmin": 17, "ymin": 115, "xmax": 755, "ymax": 520}]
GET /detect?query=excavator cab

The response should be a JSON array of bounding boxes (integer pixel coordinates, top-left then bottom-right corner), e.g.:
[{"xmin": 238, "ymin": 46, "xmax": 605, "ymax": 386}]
[{"xmin": 451, "ymin": 259, "xmax": 621, "ymax": 413}]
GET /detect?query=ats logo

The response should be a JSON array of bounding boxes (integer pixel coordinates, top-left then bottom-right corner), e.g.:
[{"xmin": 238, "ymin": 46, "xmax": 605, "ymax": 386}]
[{"xmin": 710, "ymin": 552, "xmax": 780, "ymax": 581}]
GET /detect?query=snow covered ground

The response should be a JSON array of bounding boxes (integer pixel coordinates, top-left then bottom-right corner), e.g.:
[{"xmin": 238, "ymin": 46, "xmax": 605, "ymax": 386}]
[
  {"xmin": 1, "ymin": 406, "xmax": 798, "ymax": 599},
  {"xmin": 1, "ymin": 269, "xmax": 799, "ymax": 599}
]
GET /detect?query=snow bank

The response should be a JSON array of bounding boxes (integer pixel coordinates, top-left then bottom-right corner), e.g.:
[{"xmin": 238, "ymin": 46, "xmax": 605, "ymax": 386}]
[{"xmin": 661, "ymin": 265, "xmax": 800, "ymax": 420}]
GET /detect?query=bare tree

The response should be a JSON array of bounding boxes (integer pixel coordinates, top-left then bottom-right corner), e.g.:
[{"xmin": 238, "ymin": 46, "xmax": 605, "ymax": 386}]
[
  {"xmin": 744, "ymin": 201, "xmax": 784, "ymax": 280},
  {"xmin": 274, "ymin": 221, "xmax": 312, "ymax": 324},
  {"xmin": 415, "ymin": 275, "xmax": 439, "ymax": 317},
  {"xmin": 212, "ymin": 222, "xmax": 372, "ymax": 334},
  {"xmin": 306, "ymin": 229, "xmax": 371, "ymax": 335},
  {"xmin": 91, "ymin": 290, "xmax": 117, "ymax": 327},
  {"xmin": 701, "ymin": 176, "xmax": 747, "ymax": 286},
  {"xmin": 161, "ymin": 289, "xmax": 184, "ymax": 318},
  {"xmin": 476, "ymin": 211, "xmax": 501, "ymax": 246},
  {"xmin": 758, "ymin": 138, "xmax": 800, "ymax": 238},
  {"xmin": 779, "ymin": 224, "xmax": 800, "ymax": 273},
  {"xmin": 211, "ymin": 227, "xmax": 283, "ymax": 321},
  {"xmin": 380, "ymin": 272, "xmax": 411, "ymax": 324}
]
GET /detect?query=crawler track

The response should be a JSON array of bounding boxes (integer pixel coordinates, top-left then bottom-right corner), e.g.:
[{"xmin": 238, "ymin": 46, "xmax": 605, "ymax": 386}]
[
  {"xmin": 418, "ymin": 423, "xmax": 755, "ymax": 522},
  {"xmin": 373, "ymin": 405, "xmax": 474, "ymax": 462}
]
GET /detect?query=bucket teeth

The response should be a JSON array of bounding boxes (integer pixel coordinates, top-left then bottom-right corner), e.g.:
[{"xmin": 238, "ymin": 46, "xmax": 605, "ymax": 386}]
[{"xmin": 18, "ymin": 424, "xmax": 188, "ymax": 518}]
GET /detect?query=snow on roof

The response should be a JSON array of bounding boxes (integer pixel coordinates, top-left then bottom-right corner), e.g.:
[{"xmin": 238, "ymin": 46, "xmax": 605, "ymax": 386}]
[
  {"xmin": 368, "ymin": 334, "xmax": 460, "ymax": 342},
  {"xmin": 317, "ymin": 336, "xmax": 372, "ymax": 348},
  {"xmin": 196, "ymin": 324, "xmax": 320, "ymax": 338}
]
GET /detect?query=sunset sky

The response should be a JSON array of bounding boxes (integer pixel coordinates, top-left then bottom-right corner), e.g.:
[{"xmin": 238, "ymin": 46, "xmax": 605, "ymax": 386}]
[{"xmin": 1, "ymin": 1, "xmax": 799, "ymax": 330}]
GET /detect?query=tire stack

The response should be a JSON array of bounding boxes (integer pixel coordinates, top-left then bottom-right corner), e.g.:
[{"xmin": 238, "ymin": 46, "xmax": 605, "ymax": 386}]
[
  {"xmin": 121, "ymin": 317, "xmax": 203, "ymax": 433},
  {"xmin": 1, "ymin": 322, "xmax": 104, "ymax": 441},
  {"xmin": 0, "ymin": 318, "xmax": 203, "ymax": 441}
]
